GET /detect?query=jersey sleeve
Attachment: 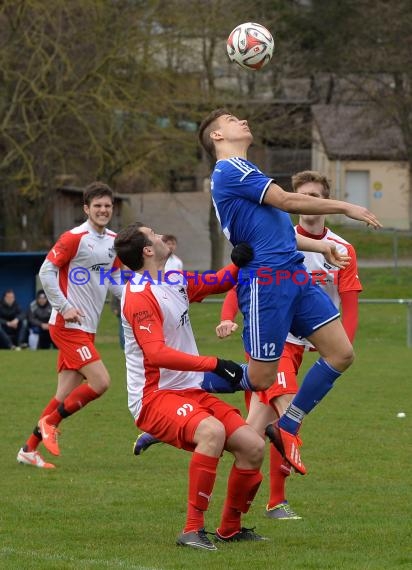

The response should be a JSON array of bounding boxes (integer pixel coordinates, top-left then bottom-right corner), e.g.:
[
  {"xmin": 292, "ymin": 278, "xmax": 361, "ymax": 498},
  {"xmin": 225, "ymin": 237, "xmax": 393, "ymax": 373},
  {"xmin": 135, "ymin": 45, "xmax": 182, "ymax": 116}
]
[
  {"xmin": 39, "ymin": 258, "xmax": 72, "ymax": 314},
  {"xmin": 220, "ymin": 287, "xmax": 239, "ymax": 321},
  {"xmin": 338, "ymin": 244, "xmax": 363, "ymax": 293},
  {"xmin": 219, "ymin": 160, "xmax": 273, "ymax": 204},
  {"xmin": 187, "ymin": 264, "xmax": 239, "ymax": 303},
  {"xmin": 108, "ymin": 267, "xmax": 124, "ymax": 300},
  {"xmin": 124, "ymin": 285, "xmax": 217, "ymax": 372},
  {"xmin": 46, "ymin": 231, "xmax": 84, "ymax": 268},
  {"xmin": 340, "ymin": 290, "xmax": 359, "ymax": 343}
]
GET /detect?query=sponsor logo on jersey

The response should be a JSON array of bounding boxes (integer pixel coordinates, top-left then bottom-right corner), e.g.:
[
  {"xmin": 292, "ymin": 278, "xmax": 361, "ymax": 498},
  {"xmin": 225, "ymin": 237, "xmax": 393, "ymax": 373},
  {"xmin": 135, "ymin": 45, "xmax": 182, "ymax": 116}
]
[
  {"xmin": 178, "ymin": 287, "xmax": 188, "ymax": 302},
  {"xmin": 134, "ymin": 310, "xmax": 154, "ymax": 325},
  {"xmin": 89, "ymin": 262, "xmax": 111, "ymax": 272},
  {"xmin": 178, "ymin": 309, "xmax": 189, "ymax": 328}
]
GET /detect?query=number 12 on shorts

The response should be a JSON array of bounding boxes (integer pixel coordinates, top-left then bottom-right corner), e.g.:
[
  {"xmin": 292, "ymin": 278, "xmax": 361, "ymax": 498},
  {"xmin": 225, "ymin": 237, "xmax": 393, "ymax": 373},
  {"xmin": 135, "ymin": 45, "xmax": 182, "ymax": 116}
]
[{"xmin": 262, "ymin": 342, "xmax": 276, "ymax": 356}]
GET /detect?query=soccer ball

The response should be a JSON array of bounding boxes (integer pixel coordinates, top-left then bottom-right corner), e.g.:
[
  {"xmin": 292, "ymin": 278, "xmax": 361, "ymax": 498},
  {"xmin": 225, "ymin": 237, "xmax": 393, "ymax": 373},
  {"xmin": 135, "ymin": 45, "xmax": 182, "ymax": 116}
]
[{"xmin": 226, "ymin": 22, "xmax": 274, "ymax": 71}]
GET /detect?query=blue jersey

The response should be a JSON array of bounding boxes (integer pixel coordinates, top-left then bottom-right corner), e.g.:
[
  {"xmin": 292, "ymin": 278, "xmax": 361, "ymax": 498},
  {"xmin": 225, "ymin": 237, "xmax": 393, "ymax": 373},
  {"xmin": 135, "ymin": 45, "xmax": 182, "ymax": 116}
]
[{"xmin": 211, "ymin": 157, "xmax": 303, "ymax": 269}]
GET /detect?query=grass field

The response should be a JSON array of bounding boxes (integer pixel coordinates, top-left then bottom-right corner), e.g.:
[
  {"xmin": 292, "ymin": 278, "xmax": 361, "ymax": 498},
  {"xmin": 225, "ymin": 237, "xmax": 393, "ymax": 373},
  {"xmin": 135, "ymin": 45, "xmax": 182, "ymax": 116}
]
[{"xmin": 1, "ymin": 269, "xmax": 411, "ymax": 569}]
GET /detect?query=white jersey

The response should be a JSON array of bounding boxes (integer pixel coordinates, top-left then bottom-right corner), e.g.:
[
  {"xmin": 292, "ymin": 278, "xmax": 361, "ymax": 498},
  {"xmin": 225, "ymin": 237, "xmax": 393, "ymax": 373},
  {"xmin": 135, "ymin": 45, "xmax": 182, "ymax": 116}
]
[
  {"xmin": 165, "ymin": 253, "xmax": 183, "ymax": 272},
  {"xmin": 40, "ymin": 221, "xmax": 122, "ymax": 333},
  {"xmin": 287, "ymin": 225, "xmax": 362, "ymax": 348},
  {"xmin": 122, "ymin": 274, "xmax": 203, "ymax": 421},
  {"xmin": 121, "ymin": 267, "xmax": 236, "ymax": 422}
]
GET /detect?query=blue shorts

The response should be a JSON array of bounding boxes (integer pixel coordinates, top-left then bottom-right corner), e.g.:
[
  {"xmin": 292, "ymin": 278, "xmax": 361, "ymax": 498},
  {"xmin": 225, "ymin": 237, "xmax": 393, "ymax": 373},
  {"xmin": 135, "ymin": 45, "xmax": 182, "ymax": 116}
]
[{"xmin": 237, "ymin": 264, "xmax": 339, "ymax": 361}]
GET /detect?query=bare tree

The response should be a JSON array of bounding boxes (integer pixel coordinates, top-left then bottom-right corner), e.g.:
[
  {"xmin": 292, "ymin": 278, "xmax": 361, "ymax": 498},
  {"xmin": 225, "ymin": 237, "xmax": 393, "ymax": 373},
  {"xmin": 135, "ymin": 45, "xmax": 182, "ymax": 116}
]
[
  {"xmin": 0, "ymin": 0, "xmax": 313, "ymax": 253},
  {"xmin": 277, "ymin": 0, "xmax": 412, "ymax": 224},
  {"xmin": 0, "ymin": 0, "xmax": 206, "ymax": 248}
]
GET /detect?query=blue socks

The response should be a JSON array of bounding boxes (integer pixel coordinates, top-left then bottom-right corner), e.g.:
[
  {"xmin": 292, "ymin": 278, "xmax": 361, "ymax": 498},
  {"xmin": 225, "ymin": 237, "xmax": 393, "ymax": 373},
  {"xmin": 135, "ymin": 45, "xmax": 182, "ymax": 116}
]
[
  {"xmin": 239, "ymin": 363, "xmax": 254, "ymax": 391},
  {"xmin": 278, "ymin": 358, "xmax": 342, "ymax": 434},
  {"xmin": 202, "ymin": 371, "xmax": 237, "ymax": 393}
]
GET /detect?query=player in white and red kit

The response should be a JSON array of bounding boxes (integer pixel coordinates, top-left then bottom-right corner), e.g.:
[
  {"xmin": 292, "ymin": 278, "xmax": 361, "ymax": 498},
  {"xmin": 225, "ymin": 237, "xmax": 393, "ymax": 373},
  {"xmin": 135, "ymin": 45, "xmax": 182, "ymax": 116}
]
[
  {"xmin": 17, "ymin": 182, "xmax": 123, "ymax": 468},
  {"xmin": 217, "ymin": 170, "xmax": 362, "ymax": 519},
  {"xmin": 163, "ymin": 234, "xmax": 183, "ymax": 272},
  {"xmin": 114, "ymin": 223, "xmax": 267, "ymax": 550}
]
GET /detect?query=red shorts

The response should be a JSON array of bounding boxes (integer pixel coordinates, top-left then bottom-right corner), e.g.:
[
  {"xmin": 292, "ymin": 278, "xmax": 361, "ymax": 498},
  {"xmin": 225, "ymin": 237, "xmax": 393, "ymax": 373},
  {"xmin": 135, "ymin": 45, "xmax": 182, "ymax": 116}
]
[
  {"xmin": 244, "ymin": 343, "xmax": 305, "ymax": 410},
  {"xmin": 137, "ymin": 389, "xmax": 246, "ymax": 452},
  {"xmin": 49, "ymin": 325, "xmax": 101, "ymax": 372}
]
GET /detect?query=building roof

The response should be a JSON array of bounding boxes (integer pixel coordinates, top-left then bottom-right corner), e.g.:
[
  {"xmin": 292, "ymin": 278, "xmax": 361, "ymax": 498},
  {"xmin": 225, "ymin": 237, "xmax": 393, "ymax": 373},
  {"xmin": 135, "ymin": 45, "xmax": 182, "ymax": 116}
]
[{"xmin": 312, "ymin": 104, "xmax": 407, "ymax": 161}]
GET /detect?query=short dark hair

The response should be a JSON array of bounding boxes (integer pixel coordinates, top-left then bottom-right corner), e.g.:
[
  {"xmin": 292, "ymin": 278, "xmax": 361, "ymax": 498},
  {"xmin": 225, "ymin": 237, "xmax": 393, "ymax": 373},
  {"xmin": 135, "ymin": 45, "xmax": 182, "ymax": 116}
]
[
  {"xmin": 162, "ymin": 234, "xmax": 177, "ymax": 243},
  {"xmin": 198, "ymin": 108, "xmax": 230, "ymax": 159},
  {"xmin": 83, "ymin": 181, "xmax": 114, "ymax": 206},
  {"xmin": 2, "ymin": 289, "xmax": 14, "ymax": 300},
  {"xmin": 114, "ymin": 223, "xmax": 152, "ymax": 271},
  {"xmin": 291, "ymin": 170, "xmax": 331, "ymax": 198}
]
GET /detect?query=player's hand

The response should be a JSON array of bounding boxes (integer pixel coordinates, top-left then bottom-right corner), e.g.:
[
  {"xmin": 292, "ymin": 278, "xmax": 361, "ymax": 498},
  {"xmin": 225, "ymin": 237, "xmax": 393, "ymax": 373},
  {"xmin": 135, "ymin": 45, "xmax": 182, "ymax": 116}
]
[
  {"xmin": 322, "ymin": 244, "xmax": 351, "ymax": 269},
  {"xmin": 344, "ymin": 204, "xmax": 382, "ymax": 229},
  {"xmin": 231, "ymin": 242, "xmax": 254, "ymax": 267},
  {"xmin": 214, "ymin": 358, "xmax": 243, "ymax": 383},
  {"xmin": 216, "ymin": 320, "xmax": 238, "ymax": 338},
  {"xmin": 62, "ymin": 307, "xmax": 84, "ymax": 324}
]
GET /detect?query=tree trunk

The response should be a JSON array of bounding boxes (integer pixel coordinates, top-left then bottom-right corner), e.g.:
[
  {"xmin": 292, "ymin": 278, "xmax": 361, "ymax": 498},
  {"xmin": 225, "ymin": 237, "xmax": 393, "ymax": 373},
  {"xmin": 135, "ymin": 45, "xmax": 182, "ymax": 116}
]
[{"xmin": 209, "ymin": 198, "xmax": 225, "ymax": 270}]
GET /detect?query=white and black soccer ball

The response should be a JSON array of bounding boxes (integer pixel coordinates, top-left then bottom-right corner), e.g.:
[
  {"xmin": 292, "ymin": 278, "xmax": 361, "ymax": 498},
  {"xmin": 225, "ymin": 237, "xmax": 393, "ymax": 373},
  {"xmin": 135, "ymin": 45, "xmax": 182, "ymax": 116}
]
[{"xmin": 226, "ymin": 22, "xmax": 274, "ymax": 71}]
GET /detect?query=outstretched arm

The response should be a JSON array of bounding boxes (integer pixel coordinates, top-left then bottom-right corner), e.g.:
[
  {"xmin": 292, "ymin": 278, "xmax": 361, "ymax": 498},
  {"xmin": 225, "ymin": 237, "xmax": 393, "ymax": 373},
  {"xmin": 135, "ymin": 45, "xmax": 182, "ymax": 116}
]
[
  {"xmin": 187, "ymin": 263, "xmax": 239, "ymax": 303},
  {"xmin": 264, "ymin": 183, "xmax": 382, "ymax": 228},
  {"xmin": 296, "ymin": 235, "xmax": 350, "ymax": 268},
  {"xmin": 340, "ymin": 291, "xmax": 359, "ymax": 343},
  {"xmin": 216, "ymin": 288, "xmax": 239, "ymax": 338},
  {"xmin": 125, "ymin": 287, "xmax": 243, "ymax": 382}
]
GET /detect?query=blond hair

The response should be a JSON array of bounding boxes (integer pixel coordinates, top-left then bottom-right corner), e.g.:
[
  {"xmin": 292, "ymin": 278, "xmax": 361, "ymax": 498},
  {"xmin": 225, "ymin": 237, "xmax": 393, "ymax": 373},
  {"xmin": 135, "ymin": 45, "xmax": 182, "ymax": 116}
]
[{"xmin": 291, "ymin": 170, "xmax": 331, "ymax": 198}]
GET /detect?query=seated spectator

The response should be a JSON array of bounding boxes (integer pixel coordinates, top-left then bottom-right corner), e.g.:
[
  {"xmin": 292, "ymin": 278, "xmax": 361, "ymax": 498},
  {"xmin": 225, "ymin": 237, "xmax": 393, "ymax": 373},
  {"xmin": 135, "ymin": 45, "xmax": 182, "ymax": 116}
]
[
  {"xmin": 0, "ymin": 289, "xmax": 28, "ymax": 350},
  {"xmin": 27, "ymin": 290, "xmax": 55, "ymax": 350},
  {"xmin": 163, "ymin": 234, "xmax": 183, "ymax": 272}
]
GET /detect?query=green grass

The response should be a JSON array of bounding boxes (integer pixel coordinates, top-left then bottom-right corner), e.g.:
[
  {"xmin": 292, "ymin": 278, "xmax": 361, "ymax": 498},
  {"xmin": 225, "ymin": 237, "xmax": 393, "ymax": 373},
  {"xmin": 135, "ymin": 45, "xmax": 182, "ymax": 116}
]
[
  {"xmin": 326, "ymin": 224, "xmax": 412, "ymax": 260},
  {"xmin": 358, "ymin": 267, "xmax": 412, "ymax": 299},
  {"xmin": 1, "ymin": 270, "xmax": 411, "ymax": 569}
]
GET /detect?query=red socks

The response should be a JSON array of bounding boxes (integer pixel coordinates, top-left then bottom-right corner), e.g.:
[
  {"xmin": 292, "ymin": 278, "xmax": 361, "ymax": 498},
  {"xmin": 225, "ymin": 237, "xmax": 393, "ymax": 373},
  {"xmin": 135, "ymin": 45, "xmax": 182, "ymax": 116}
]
[
  {"xmin": 24, "ymin": 397, "xmax": 60, "ymax": 451},
  {"xmin": 217, "ymin": 464, "xmax": 263, "ymax": 538},
  {"xmin": 46, "ymin": 384, "xmax": 100, "ymax": 427},
  {"xmin": 184, "ymin": 452, "xmax": 219, "ymax": 533},
  {"xmin": 24, "ymin": 386, "xmax": 101, "ymax": 452},
  {"xmin": 267, "ymin": 444, "xmax": 290, "ymax": 509}
]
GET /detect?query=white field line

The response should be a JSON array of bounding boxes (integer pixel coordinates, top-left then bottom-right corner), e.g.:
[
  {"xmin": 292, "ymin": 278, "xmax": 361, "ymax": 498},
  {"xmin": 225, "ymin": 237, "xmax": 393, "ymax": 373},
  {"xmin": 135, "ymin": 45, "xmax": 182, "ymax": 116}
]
[{"xmin": 0, "ymin": 546, "xmax": 163, "ymax": 570}]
